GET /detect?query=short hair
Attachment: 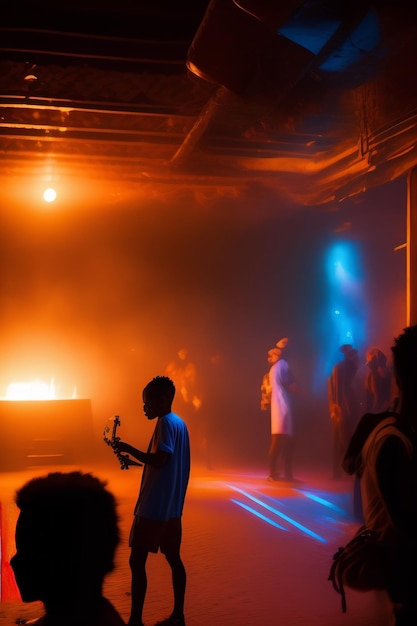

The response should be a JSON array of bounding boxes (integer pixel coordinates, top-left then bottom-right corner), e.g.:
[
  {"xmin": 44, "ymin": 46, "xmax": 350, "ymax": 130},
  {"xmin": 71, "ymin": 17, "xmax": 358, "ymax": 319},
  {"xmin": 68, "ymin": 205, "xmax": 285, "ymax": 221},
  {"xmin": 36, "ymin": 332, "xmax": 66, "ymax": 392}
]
[
  {"xmin": 391, "ymin": 325, "xmax": 417, "ymax": 386},
  {"xmin": 144, "ymin": 376, "xmax": 176, "ymax": 402},
  {"xmin": 15, "ymin": 471, "xmax": 119, "ymax": 580}
]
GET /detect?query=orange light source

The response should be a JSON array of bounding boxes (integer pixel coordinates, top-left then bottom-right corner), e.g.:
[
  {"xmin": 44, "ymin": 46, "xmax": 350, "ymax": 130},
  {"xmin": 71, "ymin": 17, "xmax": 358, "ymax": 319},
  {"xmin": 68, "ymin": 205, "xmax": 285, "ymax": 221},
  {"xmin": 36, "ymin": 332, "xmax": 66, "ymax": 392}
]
[
  {"xmin": 3, "ymin": 379, "xmax": 78, "ymax": 401},
  {"xmin": 43, "ymin": 187, "xmax": 57, "ymax": 203},
  {"xmin": 4, "ymin": 378, "xmax": 56, "ymax": 401}
]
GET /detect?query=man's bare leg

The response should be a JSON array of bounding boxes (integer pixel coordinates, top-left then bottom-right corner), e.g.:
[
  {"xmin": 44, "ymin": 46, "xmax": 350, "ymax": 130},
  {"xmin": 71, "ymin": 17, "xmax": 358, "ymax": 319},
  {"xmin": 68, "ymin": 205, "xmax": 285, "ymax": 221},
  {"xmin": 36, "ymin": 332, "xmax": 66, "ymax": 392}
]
[
  {"xmin": 166, "ymin": 552, "xmax": 186, "ymax": 622},
  {"xmin": 128, "ymin": 545, "xmax": 148, "ymax": 626}
]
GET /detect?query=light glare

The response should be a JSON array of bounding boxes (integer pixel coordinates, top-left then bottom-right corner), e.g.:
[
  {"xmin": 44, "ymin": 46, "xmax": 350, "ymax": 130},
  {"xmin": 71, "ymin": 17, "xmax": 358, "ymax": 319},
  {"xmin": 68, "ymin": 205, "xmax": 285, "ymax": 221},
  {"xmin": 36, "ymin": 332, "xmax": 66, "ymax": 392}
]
[
  {"xmin": 4, "ymin": 378, "xmax": 56, "ymax": 400},
  {"xmin": 43, "ymin": 187, "xmax": 57, "ymax": 202},
  {"xmin": 2, "ymin": 379, "xmax": 78, "ymax": 400}
]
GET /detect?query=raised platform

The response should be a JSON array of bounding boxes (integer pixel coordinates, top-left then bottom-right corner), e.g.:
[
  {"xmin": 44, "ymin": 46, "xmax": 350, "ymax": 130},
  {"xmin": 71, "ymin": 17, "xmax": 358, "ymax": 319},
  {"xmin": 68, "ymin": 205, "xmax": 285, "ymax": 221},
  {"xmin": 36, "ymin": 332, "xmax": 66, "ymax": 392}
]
[{"xmin": 0, "ymin": 399, "xmax": 94, "ymax": 471}]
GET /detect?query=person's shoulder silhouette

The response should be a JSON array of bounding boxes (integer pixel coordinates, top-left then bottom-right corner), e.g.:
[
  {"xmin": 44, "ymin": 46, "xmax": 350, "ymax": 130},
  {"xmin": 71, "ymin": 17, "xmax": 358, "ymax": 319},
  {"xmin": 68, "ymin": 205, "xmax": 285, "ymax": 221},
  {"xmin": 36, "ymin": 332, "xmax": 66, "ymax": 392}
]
[{"xmin": 11, "ymin": 470, "xmax": 126, "ymax": 626}]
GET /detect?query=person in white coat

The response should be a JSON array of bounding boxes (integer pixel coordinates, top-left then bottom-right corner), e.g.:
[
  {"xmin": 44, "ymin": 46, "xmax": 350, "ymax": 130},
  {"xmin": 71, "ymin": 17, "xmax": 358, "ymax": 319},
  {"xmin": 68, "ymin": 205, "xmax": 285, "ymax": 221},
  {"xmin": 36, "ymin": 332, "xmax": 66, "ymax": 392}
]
[{"xmin": 267, "ymin": 337, "xmax": 300, "ymax": 481}]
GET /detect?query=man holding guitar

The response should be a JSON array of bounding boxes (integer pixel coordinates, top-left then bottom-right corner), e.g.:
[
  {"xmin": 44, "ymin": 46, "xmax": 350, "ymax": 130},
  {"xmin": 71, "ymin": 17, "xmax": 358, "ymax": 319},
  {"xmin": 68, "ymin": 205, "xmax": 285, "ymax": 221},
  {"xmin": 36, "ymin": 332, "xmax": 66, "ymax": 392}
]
[{"xmin": 112, "ymin": 376, "xmax": 190, "ymax": 626}]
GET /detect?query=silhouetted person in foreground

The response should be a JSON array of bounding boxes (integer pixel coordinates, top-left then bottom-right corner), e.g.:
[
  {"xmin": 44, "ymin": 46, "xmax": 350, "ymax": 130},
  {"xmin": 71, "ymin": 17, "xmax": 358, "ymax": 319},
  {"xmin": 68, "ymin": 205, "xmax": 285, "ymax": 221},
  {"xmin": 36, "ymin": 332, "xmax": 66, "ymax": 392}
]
[
  {"xmin": 113, "ymin": 376, "xmax": 190, "ymax": 626},
  {"xmin": 10, "ymin": 471, "xmax": 125, "ymax": 626},
  {"xmin": 343, "ymin": 326, "xmax": 417, "ymax": 625}
]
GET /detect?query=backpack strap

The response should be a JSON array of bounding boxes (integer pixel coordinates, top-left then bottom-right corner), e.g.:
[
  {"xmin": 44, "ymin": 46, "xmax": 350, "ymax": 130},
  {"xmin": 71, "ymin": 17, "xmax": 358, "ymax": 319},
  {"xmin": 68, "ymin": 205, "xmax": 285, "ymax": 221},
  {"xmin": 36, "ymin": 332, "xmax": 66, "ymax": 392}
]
[{"xmin": 328, "ymin": 546, "xmax": 347, "ymax": 612}]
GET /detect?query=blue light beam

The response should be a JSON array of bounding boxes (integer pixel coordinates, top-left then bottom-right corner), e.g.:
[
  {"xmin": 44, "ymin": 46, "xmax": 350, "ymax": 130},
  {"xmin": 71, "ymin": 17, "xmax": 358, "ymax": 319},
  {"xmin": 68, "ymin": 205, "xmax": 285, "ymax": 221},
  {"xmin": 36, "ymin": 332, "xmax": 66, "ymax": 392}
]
[
  {"xmin": 230, "ymin": 499, "xmax": 288, "ymax": 530},
  {"xmin": 227, "ymin": 485, "xmax": 327, "ymax": 543},
  {"xmin": 296, "ymin": 489, "xmax": 347, "ymax": 515}
]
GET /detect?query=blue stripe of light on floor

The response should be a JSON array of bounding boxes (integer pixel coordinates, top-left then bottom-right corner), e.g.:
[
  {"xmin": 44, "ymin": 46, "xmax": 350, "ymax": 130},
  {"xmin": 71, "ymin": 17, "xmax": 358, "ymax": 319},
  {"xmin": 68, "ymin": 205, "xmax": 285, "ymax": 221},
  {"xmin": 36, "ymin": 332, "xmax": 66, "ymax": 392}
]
[
  {"xmin": 227, "ymin": 485, "xmax": 327, "ymax": 543},
  {"xmin": 230, "ymin": 499, "xmax": 288, "ymax": 530},
  {"xmin": 295, "ymin": 489, "xmax": 347, "ymax": 514}
]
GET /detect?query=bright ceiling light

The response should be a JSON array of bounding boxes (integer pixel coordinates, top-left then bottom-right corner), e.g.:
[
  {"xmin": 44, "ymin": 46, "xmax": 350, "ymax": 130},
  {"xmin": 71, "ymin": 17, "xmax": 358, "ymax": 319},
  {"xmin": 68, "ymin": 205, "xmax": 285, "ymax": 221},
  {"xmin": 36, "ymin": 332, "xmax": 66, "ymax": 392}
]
[{"xmin": 43, "ymin": 187, "xmax": 57, "ymax": 203}]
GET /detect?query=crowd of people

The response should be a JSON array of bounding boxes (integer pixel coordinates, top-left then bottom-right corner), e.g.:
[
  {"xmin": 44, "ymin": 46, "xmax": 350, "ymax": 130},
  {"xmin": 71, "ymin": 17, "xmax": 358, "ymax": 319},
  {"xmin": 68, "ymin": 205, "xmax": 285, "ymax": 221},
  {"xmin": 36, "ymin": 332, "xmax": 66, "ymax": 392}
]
[
  {"xmin": 258, "ymin": 327, "xmax": 416, "ymax": 625},
  {"xmin": 340, "ymin": 327, "xmax": 417, "ymax": 625},
  {"xmin": 8, "ymin": 326, "xmax": 417, "ymax": 626},
  {"xmin": 260, "ymin": 333, "xmax": 398, "ymax": 483},
  {"xmin": 327, "ymin": 342, "xmax": 395, "ymax": 481}
]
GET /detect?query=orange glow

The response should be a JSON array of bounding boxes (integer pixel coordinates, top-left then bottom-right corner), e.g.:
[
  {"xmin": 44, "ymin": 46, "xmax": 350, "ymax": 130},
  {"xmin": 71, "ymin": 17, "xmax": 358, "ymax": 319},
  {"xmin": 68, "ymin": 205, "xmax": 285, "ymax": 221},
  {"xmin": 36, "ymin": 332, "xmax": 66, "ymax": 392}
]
[
  {"xmin": 238, "ymin": 144, "xmax": 360, "ymax": 174},
  {"xmin": 43, "ymin": 187, "xmax": 57, "ymax": 203},
  {"xmin": 2, "ymin": 379, "xmax": 77, "ymax": 401},
  {"xmin": 2, "ymin": 158, "xmax": 125, "ymax": 215}
]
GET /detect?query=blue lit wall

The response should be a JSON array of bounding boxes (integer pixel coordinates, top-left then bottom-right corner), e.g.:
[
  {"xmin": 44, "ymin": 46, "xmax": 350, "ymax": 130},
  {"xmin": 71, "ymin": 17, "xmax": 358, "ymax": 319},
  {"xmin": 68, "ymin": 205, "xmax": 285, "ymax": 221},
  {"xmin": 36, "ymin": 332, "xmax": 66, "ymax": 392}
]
[
  {"xmin": 318, "ymin": 240, "xmax": 367, "ymax": 387},
  {"xmin": 278, "ymin": 6, "xmax": 382, "ymax": 75}
]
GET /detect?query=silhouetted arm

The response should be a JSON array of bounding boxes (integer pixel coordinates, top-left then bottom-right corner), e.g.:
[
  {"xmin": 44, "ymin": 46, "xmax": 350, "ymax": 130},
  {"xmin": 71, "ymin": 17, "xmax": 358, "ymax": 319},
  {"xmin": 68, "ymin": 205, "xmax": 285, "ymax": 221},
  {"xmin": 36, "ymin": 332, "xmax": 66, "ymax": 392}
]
[{"xmin": 113, "ymin": 440, "xmax": 170, "ymax": 468}]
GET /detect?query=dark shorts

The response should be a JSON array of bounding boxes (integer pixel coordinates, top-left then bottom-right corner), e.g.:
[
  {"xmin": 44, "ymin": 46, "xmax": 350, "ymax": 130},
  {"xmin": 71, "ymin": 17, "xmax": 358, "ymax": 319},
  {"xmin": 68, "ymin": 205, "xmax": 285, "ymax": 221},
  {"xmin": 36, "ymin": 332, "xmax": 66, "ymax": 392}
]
[{"xmin": 129, "ymin": 515, "xmax": 182, "ymax": 555}]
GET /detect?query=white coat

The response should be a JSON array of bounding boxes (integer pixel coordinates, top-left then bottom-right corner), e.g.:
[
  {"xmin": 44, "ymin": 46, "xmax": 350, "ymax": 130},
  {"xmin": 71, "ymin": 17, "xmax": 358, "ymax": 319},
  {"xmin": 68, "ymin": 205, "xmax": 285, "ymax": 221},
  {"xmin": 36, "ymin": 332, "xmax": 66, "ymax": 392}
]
[{"xmin": 269, "ymin": 358, "xmax": 294, "ymax": 435}]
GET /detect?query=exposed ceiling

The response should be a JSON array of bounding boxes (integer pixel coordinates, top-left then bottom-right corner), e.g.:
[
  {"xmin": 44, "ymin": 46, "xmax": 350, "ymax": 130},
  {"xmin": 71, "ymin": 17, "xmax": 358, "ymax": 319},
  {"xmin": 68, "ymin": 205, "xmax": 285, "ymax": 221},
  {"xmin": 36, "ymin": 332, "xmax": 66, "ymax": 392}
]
[{"xmin": 1, "ymin": 0, "xmax": 417, "ymax": 207}]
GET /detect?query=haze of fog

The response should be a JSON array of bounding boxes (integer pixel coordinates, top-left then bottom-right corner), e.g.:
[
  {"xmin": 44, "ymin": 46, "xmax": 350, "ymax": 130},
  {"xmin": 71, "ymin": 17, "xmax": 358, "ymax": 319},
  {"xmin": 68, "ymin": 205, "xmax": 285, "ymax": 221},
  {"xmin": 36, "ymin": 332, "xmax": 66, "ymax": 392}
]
[{"xmin": 0, "ymin": 177, "xmax": 406, "ymax": 471}]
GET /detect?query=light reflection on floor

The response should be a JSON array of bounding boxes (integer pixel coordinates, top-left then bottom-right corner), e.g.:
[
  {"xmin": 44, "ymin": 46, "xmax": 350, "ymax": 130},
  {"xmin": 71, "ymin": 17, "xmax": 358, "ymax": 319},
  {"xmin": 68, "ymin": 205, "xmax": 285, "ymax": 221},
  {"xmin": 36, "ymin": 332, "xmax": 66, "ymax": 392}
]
[{"xmin": 190, "ymin": 469, "xmax": 356, "ymax": 544}]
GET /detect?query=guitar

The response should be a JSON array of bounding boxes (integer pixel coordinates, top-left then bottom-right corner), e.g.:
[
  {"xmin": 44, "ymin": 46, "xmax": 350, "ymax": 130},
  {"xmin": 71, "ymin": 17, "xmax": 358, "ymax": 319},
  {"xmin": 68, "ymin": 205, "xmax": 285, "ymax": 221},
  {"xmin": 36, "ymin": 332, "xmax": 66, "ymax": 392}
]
[{"xmin": 103, "ymin": 415, "xmax": 142, "ymax": 470}]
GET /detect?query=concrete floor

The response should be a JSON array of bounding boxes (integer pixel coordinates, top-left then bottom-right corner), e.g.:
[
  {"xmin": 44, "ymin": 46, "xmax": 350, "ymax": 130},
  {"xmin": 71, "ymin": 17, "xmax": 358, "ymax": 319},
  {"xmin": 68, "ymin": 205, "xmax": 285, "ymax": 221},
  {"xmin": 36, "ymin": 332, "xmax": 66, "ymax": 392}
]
[{"xmin": 1, "ymin": 461, "xmax": 394, "ymax": 626}]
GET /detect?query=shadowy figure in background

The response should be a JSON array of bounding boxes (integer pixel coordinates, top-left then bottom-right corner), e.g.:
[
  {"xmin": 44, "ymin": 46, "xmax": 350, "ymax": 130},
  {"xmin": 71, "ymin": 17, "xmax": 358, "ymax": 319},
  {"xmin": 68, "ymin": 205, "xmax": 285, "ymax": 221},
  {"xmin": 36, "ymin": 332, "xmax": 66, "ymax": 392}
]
[
  {"xmin": 267, "ymin": 338, "xmax": 301, "ymax": 482},
  {"xmin": 328, "ymin": 344, "xmax": 360, "ymax": 479},
  {"xmin": 10, "ymin": 471, "xmax": 125, "ymax": 626},
  {"xmin": 113, "ymin": 376, "xmax": 190, "ymax": 626},
  {"xmin": 343, "ymin": 326, "xmax": 417, "ymax": 625},
  {"xmin": 165, "ymin": 348, "xmax": 202, "ymax": 414},
  {"xmin": 165, "ymin": 347, "xmax": 202, "ymax": 456},
  {"xmin": 364, "ymin": 347, "xmax": 393, "ymax": 413}
]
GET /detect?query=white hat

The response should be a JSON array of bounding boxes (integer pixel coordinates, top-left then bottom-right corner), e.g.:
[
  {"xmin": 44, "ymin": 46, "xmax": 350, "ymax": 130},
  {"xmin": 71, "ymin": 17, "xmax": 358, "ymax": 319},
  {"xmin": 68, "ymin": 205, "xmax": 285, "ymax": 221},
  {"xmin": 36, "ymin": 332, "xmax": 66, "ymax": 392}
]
[{"xmin": 276, "ymin": 338, "xmax": 289, "ymax": 350}]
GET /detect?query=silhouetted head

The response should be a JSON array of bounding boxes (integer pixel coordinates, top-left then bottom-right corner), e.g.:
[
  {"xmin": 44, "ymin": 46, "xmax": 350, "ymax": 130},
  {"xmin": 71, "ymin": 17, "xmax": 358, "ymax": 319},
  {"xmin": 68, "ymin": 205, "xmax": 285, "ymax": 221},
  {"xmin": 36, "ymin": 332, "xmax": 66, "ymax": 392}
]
[
  {"xmin": 366, "ymin": 347, "xmax": 387, "ymax": 370},
  {"xmin": 347, "ymin": 348, "xmax": 358, "ymax": 361},
  {"xmin": 339, "ymin": 344, "xmax": 358, "ymax": 365},
  {"xmin": 177, "ymin": 347, "xmax": 188, "ymax": 361},
  {"xmin": 143, "ymin": 375, "xmax": 176, "ymax": 419},
  {"xmin": 392, "ymin": 325, "xmax": 417, "ymax": 391},
  {"xmin": 11, "ymin": 471, "xmax": 120, "ymax": 607}
]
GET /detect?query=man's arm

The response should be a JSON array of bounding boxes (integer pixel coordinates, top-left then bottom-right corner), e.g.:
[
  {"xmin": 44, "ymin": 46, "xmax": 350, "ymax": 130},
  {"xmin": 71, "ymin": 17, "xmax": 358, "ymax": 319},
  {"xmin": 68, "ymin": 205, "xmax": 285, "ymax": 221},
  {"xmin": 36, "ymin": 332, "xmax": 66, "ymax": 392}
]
[{"xmin": 113, "ymin": 441, "xmax": 170, "ymax": 468}]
